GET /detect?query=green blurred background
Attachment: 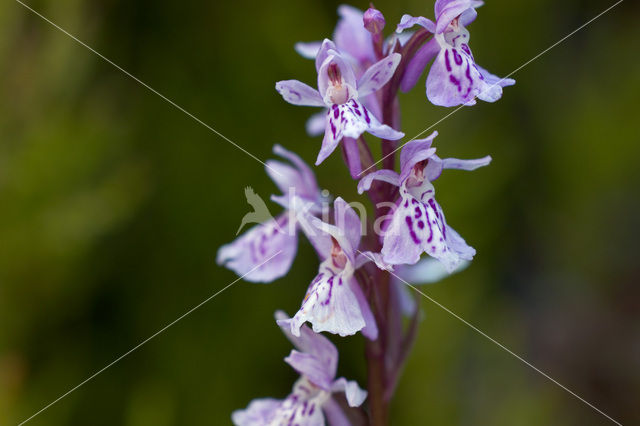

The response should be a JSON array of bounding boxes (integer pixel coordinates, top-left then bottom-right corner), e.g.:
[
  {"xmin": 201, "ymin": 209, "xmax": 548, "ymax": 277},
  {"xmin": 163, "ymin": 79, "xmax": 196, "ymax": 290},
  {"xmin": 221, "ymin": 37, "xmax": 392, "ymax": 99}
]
[{"xmin": 1, "ymin": 0, "xmax": 638, "ymax": 424}]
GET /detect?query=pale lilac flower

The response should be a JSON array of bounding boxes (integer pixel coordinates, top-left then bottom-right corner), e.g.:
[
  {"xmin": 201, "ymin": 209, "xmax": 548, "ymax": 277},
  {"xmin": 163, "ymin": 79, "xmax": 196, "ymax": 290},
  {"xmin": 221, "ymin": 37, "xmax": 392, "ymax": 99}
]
[
  {"xmin": 276, "ymin": 40, "xmax": 404, "ymax": 166},
  {"xmin": 232, "ymin": 311, "xmax": 367, "ymax": 426},
  {"xmin": 289, "ymin": 197, "xmax": 386, "ymax": 339},
  {"xmin": 295, "ymin": 6, "xmax": 399, "ymax": 139},
  {"xmin": 216, "ymin": 145, "xmax": 321, "ymax": 283},
  {"xmin": 396, "ymin": 0, "xmax": 515, "ymax": 106},
  {"xmin": 358, "ymin": 131, "xmax": 490, "ymax": 271}
]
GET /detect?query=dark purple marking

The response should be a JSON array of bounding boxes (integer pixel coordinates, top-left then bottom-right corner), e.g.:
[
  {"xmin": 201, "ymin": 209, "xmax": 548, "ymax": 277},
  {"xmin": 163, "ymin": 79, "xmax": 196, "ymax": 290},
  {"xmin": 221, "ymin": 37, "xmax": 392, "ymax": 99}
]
[
  {"xmin": 405, "ymin": 216, "xmax": 421, "ymax": 244},
  {"xmin": 444, "ymin": 50, "xmax": 452, "ymax": 72},
  {"xmin": 449, "ymin": 74, "xmax": 462, "ymax": 92},
  {"xmin": 290, "ymin": 90, "xmax": 301, "ymax": 101},
  {"xmin": 417, "ymin": 220, "xmax": 425, "ymax": 229},
  {"xmin": 323, "ymin": 276, "xmax": 334, "ymax": 305},
  {"xmin": 414, "ymin": 206, "xmax": 422, "ymax": 218},
  {"xmin": 309, "ymin": 404, "xmax": 315, "ymax": 415},
  {"xmin": 333, "ymin": 106, "xmax": 340, "ymax": 119},
  {"xmin": 404, "ymin": 200, "xmax": 409, "ymax": 208},
  {"xmin": 452, "ymin": 49, "xmax": 463, "ymax": 66},
  {"xmin": 362, "ymin": 105, "xmax": 371, "ymax": 124}
]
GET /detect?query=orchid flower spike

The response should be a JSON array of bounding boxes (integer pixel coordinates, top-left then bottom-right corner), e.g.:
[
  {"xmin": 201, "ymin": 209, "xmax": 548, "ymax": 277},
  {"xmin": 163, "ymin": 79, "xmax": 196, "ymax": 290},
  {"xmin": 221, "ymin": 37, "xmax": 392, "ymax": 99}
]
[
  {"xmin": 396, "ymin": 0, "xmax": 515, "ymax": 106},
  {"xmin": 358, "ymin": 131, "xmax": 491, "ymax": 271},
  {"xmin": 232, "ymin": 311, "xmax": 367, "ymax": 426},
  {"xmin": 216, "ymin": 145, "xmax": 322, "ymax": 283},
  {"xmin": 276, "ymin": 40, "xmax": 404, "ymax": 166}
]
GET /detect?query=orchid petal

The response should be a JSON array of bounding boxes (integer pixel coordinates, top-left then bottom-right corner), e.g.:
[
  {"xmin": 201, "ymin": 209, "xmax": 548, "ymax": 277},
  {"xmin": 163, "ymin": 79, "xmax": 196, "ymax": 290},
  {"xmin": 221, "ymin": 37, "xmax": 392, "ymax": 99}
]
[
  {"xmin": 315, "ymin": 39, "xmax": 338, "ymax": 72},
  {"xmin": 231, "ymin": 398, "xmax": 281, "ymax": 426},
  {"xmin": 287, "ymin": 196, "xmax": 333, "ymax": 259},
  {"xmin": 291, "ymin": 266, "xmax": 366, "ymax": 337},
  {"xmin": 357, "ymin": 53, "xmax": 402, "ymax": 97},
  {"xmin": 426, "ymin": 45, "xmax": 483, "ymax": 107},
  {"xmin": 475, "ymin": 64, "xmax": 515, "ymax": 103},
  {"xmin": 399, "ymin": 132, "xmax": 439, "ymax": 182},
  {"xmin": 400, "ymin": 38, "xmax": 440, "ymax": 93},
  {"xmin": 322, "ymin": 398, "xmax": 351, "ymax": 426},
  {"xmin": 295, "ymin": 41, "xmax": 322, "ymax": 59},
  {"xmin": 271, "ymin": 145, "xmax": 320, "ymax": 201},
  {"xmin": 276, "ymin": 80, "xmax": 325, "ymax": 107},
  {"xmin": 285, "ymin": 350, "xmax": 334, "ymax": 390},
  {"xmin": 331, "ymin": 377, "xmax": 367, "ymax": 407},
  {"xmin": 318, "ymin": 53, "xmax": 358, "ymax": 100},
  {"xmin": 335, "ymin": 5, "xmax": 375, "ymax": 63},
  {"xmin": 333, "ymin": 197, "xmax": 362, "ymax": 256},
  {"xmin": 381, "ymin": 190, "xmax": 473, "ymax": 271},
  {"xmin": 435, "ymin": 0, "xmax": 484, "ymax": 33},
  {"xmin": 396, "ymin": 14, "xmax": 436, "ymax": 33},
  {"xmin": 354, "ymin": 251, "xmax": 393, "ymax": 271},
  {"xmin": 275, "ymin": 311, "xmax": 338, "ymax": 380},
  {"xmin": 216, "ymin": 214, "xmax": 296, "ymax": 283},
  {"xmin": 342, "ymin": 137, "xmax": 363, "ymax": 178},
  {"xmin": 395, "ymin": 257, "xmax": 470, "ymax": 285},
  {"xmin": 233, "ymin": 377, "xmax": 329, "ymax": 426},
  {"xmin": 306, "ymin": 110, "xmax": 328, "ymax": 137},
  {"xmin": 350, "ymin": 276, "xmax": 378, "ymax": 340},
  {"xmin": 424, "ymin": 153, "xmax": 491, "ymax": 181},
  {"xmin": 317, "ymin": 100, "xmax": 403, "ymax": 165},
  {"xmin": 357, "ymin": 169, "xmax": 401, "ymax": 194}
]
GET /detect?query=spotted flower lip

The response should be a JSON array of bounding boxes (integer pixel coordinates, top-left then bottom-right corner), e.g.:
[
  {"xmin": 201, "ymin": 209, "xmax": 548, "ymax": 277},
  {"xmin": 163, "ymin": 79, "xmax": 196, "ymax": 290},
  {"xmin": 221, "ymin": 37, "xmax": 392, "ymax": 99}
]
[
  {"xmin": 396, "ymin": 0, "xmax": 515, "ymax": 106},
  {"xmin": 216, "ymin": 145, "xmax": 321, "ymax": 283},
  {"xmin": 289, "ymin": 197, "xmax": 386, "ymax": 339},
  {"xmin": 276, "ymin": 40, "xmax": 404, "ymax": 165},
  {"xmin": 231, "ymin": 311, "xmax": 367, "ymax": 426},
  {"xmin": 358, "ymin": 131, "xmax": 491, "ymax": 271}
]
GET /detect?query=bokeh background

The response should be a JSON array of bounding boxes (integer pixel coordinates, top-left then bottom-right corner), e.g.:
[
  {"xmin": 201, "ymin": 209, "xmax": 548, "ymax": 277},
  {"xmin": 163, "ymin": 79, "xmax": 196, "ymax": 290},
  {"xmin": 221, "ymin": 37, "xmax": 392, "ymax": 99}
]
[{"xmin": 1, "ymin": 0, "xmax": 639, "ymax": 424}]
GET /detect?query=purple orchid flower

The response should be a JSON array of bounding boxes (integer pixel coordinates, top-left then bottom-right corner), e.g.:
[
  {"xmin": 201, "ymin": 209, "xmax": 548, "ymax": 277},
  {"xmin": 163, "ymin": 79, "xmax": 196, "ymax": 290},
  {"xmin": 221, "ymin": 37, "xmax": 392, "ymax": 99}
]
[
  {"xmin": 216, "ymin": 145, "xmax": 322, "ymax": 283},
  {"xmin": 358, "ymin": 131, "xmax": 490, "ymax": 271},
  {"xmin": 289, "ymin": 197, "xmax": 389, "ymax": 339},
  {"xmin": 294, "ymin": 5, "xmax": 406, "ymax": 139},
  {"xmin": 296, "ymin": 5, "xmax": 380, "ymax": 139},
  {"xmin": 396, "ymin": 0, "xmax": 515, "ymax": 107},
  {"xmin": 276, "ymin": 40, "xmax": 404, "ymax": 166},
  {"xmin": 232, "ymin": 311, "xmax": 367, "ymax": 426}
]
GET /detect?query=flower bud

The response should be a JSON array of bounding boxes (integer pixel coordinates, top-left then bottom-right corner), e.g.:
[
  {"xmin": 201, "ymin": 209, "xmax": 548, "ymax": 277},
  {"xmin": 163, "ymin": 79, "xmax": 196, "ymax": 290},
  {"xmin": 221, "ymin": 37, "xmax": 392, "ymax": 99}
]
[{"xmin": 363, "ymin": 7, "xmax": 385, "ymax": 36}]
